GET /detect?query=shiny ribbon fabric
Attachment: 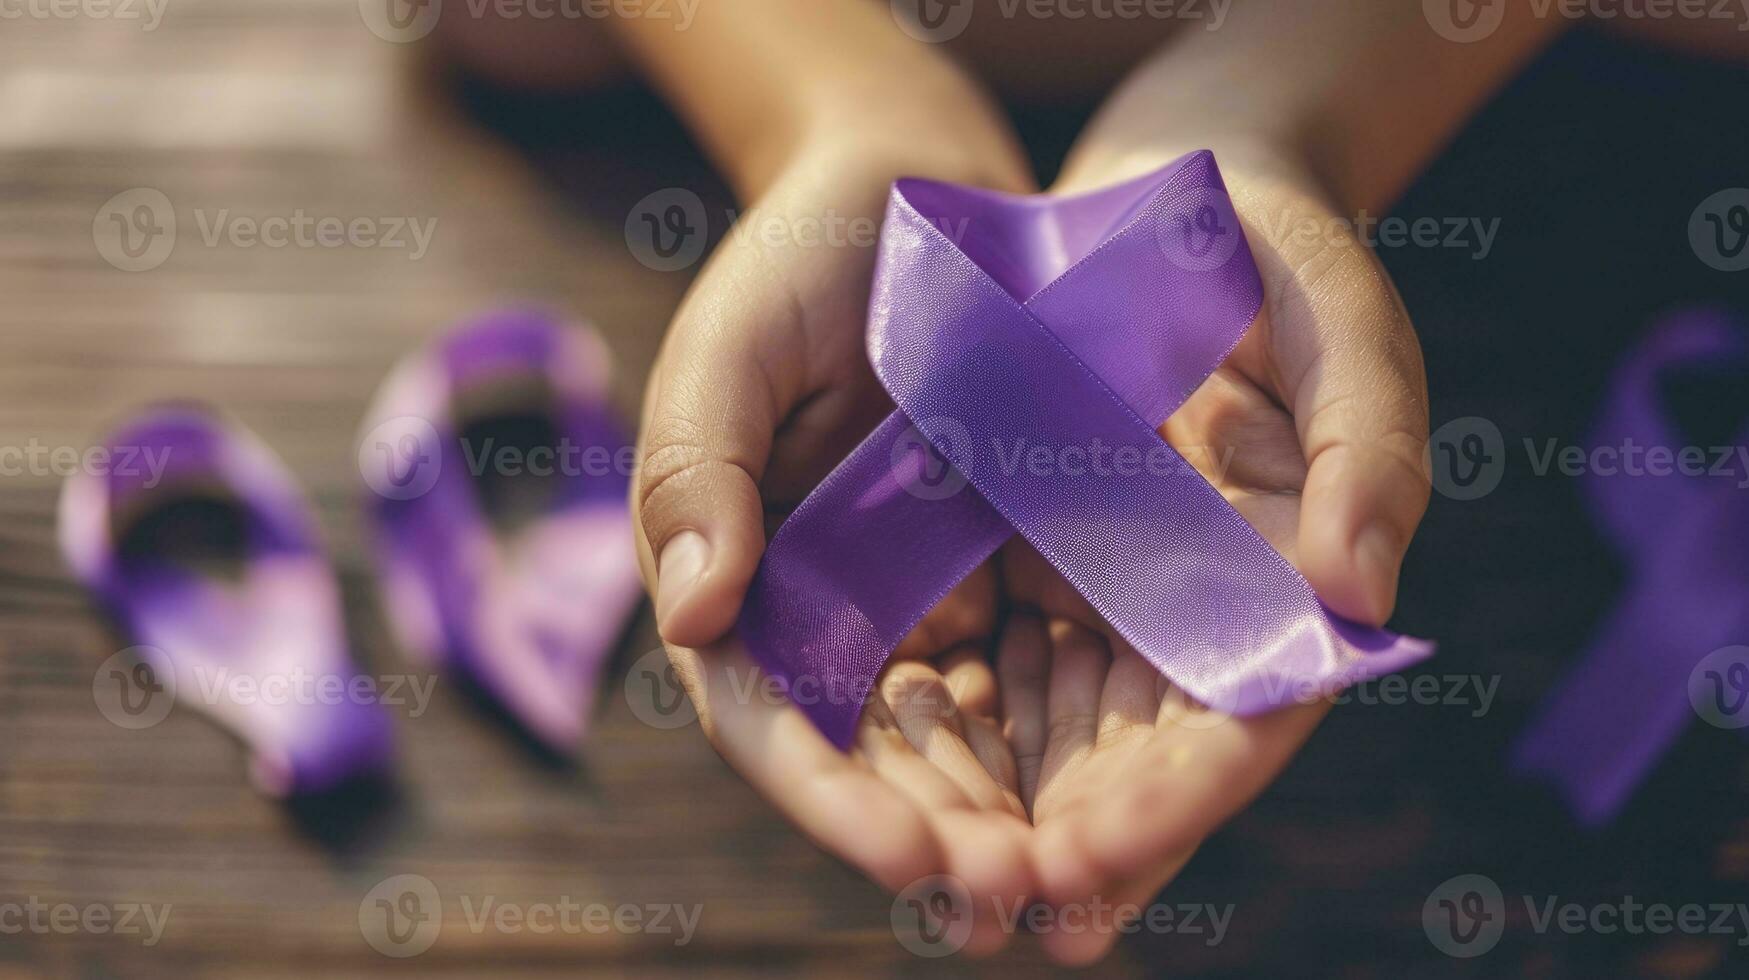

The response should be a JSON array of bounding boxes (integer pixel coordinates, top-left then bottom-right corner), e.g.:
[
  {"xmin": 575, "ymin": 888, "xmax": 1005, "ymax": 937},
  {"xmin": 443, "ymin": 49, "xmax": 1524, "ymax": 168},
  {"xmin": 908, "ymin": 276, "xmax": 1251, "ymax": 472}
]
[
  {"xmin": 1512, "ymin": 310, "xmax": 1749, "ymax": 825},
  {"xmin": 737, "ymin": 151, "xmax": 1433, "ymax": 749},
  {"xmin": 58, "ymin": 408, "xmax": 394, "ymax": 795},
  {"xmin": 360, "ymin": 312, "xmax": 643, "ymax": 754}
]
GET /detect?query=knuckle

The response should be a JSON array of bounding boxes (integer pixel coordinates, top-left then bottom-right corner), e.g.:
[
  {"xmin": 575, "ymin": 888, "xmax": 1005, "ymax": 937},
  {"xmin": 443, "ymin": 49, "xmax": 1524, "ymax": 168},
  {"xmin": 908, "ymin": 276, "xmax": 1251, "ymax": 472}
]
[
  {"xmin": 1045, "ymin": 711, "xmax": 1098, "ymax": 746},
  {"xmin": 636, "ymin": 434, "xmax": 750, "ymax": 525},
  {"xmin": 880, "ymin": 663, "xmax": 956, "ymax": 717}
]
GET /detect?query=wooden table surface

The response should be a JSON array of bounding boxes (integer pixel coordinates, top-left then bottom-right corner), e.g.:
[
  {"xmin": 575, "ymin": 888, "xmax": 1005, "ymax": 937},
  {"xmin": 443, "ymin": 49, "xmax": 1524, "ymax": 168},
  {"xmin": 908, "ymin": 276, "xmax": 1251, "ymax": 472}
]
[{"xmin": 2, "ymin": 4, "xmax": 1748, "ymax": 978}]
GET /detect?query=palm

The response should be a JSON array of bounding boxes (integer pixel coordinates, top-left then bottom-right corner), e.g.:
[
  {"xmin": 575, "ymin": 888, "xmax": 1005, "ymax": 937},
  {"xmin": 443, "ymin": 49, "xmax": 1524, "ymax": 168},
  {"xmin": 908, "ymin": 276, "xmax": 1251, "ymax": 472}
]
[{"xmin": 656, "ymin": 151, "xmax": 1429, "ymax": 966}]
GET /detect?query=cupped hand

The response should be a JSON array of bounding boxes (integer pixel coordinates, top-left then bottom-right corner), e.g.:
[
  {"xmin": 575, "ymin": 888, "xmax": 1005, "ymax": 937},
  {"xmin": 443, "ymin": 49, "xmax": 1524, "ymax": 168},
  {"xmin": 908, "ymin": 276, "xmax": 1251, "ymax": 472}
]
[
  {"xmin": 631, "ymin": 128, "xmax": 1049, "ymax": 954},
  {"xmin": 992, "ymin": 144, "xmax": 1433, "ymax": 963},
  {"xmin": 634, "ymin": 125, "xmax": 1432, "ymax": 964}
]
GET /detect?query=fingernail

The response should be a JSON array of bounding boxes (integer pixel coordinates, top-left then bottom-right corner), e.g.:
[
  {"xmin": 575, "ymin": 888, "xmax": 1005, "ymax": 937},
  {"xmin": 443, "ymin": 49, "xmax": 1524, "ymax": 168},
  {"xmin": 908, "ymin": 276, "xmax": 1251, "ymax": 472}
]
[
  {"xmin": 1352, "ymin": 522, "xmax": 1402, "ymax": 621},
  {"xmin": 655, "ymin": 531, "xmax": 711, "ymax": 635}
]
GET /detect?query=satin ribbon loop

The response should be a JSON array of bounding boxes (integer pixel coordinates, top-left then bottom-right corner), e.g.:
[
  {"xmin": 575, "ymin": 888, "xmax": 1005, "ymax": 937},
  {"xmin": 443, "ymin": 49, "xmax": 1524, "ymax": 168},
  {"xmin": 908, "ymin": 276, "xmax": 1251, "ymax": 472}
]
[
  {"xmin": 740, "ymin": 152, "xmax": 1433, "ymax": 749},
  {"xmin": 1513, "ymin": 310, "xmax": 1749, "ymax": 824}
]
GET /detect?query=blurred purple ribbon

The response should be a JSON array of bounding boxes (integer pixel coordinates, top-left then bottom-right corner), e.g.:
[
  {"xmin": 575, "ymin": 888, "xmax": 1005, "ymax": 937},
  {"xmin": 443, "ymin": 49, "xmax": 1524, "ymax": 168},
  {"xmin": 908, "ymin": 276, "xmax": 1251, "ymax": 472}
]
[
  {"xmin": 1513, "ymin": 310, "xmax": 1749, "ymax": 824},
  {"xmin": 736, "ymin": 151, "xmax": 1433, "ymax": 749}
]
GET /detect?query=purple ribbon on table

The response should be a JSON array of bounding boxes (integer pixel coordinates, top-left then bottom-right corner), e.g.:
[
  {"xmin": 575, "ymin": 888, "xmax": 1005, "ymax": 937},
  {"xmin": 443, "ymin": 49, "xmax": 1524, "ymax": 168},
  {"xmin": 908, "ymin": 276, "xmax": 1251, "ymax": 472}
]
[
  {"xmin": 1512, "ymin": 310, "xmax": 1749, "ymax": 825},
  {"xmin": 360, "ymin": 312, "xmax": 643, "ymax": 753},
  {"xmin": 736, "ymin": 151, "xmax": 1433, "ymax": 749},
  {"xmin": 58, "ymin": 408, "xmax": 394, "ymax": 796}
]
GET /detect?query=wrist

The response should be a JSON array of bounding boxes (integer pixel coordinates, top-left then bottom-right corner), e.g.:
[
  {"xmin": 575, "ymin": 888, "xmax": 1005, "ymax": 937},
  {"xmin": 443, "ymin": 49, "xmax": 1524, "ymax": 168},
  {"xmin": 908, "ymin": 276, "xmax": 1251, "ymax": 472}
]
[
  {"xmin": 1054, "ymin": 131, "xmax": 1333, "ymax": 210},
  {"xmin": 737, "ymin": 75, "xmax": 1032, "ymax": 204}
]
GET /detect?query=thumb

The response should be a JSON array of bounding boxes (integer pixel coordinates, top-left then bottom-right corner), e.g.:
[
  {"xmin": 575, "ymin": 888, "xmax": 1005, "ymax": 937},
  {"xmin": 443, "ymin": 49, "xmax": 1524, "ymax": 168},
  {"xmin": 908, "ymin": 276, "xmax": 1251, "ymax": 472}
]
[
  {"xmin": 1275, "ymin": 251, "xmax": 1432, "ymax": 626},
  {"xmin": 634, "ymin": 279, "xmax": 797, "ymax": 649}
]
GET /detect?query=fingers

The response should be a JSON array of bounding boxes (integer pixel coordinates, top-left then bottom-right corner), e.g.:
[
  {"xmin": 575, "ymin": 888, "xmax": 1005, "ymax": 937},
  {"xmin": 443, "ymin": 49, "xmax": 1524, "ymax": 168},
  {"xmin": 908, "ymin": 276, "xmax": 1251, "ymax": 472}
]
[
  {"xmin": 1298, "ymin": 433, "xmax": 1429, "ymax": 625},
  {"xmin": 1035, "ymin": 620, "xmax": 1110, "ymax": 814},
  {"xmin": 996, "ymin": 613, "xmax": 1051, "ymax": 808},
  {"xmin": 633, "ymin": 252, "xmax": 808, "ymax": 648},
  {"xmin": 1095, "ymin": 641, "xmax": 1163, "ymax": 745},
  {"xmin": 939, "ymin": 648, "xmax": 1025, "ymax": 811},
  {"xmin": 1258, "ymin": 230, "xmax": 1432, "ymax": 625},
  {"xmin": 860, "ymin": 659, "xmax": 1034, "ymax": 957},
  {"xmin": 869, "ymin": 661, "xmax": 1019, "ymax": 817},
  {"xmin": 1075, "ymin": 699, "xmax": 1329, "ymax": 879},
  {"xmin": 1035, "ymin": 852, "xmax": 1195, "ymax": 967},
  {"xmin": 665, "ymin": 638, "xmax": 944, "ymax": 894},
  {"xmin": 1162, "ymin": 355, "xmax": 1307, "ymax": 497}
]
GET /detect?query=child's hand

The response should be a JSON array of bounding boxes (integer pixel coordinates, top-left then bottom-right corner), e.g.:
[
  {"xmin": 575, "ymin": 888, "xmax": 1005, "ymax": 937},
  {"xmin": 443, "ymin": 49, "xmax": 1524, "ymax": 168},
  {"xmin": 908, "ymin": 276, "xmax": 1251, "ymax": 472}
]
[
  {"xmin": 993, "ymin": 142, "xmax": 1432, "ymax": 964},
  {"xmin": 632, "ymin": 117, "xmax": 1046, "ymax": 951},
  {"xmin": 634, "ymin": 122, "xmax": 1033, "ymax": 647}
]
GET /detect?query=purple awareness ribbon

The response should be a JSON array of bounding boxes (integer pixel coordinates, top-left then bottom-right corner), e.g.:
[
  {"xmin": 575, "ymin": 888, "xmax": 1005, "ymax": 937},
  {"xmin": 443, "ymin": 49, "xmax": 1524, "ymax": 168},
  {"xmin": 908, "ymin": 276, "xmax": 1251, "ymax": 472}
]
[
  {"xmin": 736, "ymin": 151, "xmax": 1433, "ymax": 749},
  {"xmin": 58, "ymin": 407, "xmax": 394, "ymax": 795},
  {"xmin": 1512, "ymin": 310, "xmax": 1749, "ymax": 825}
]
